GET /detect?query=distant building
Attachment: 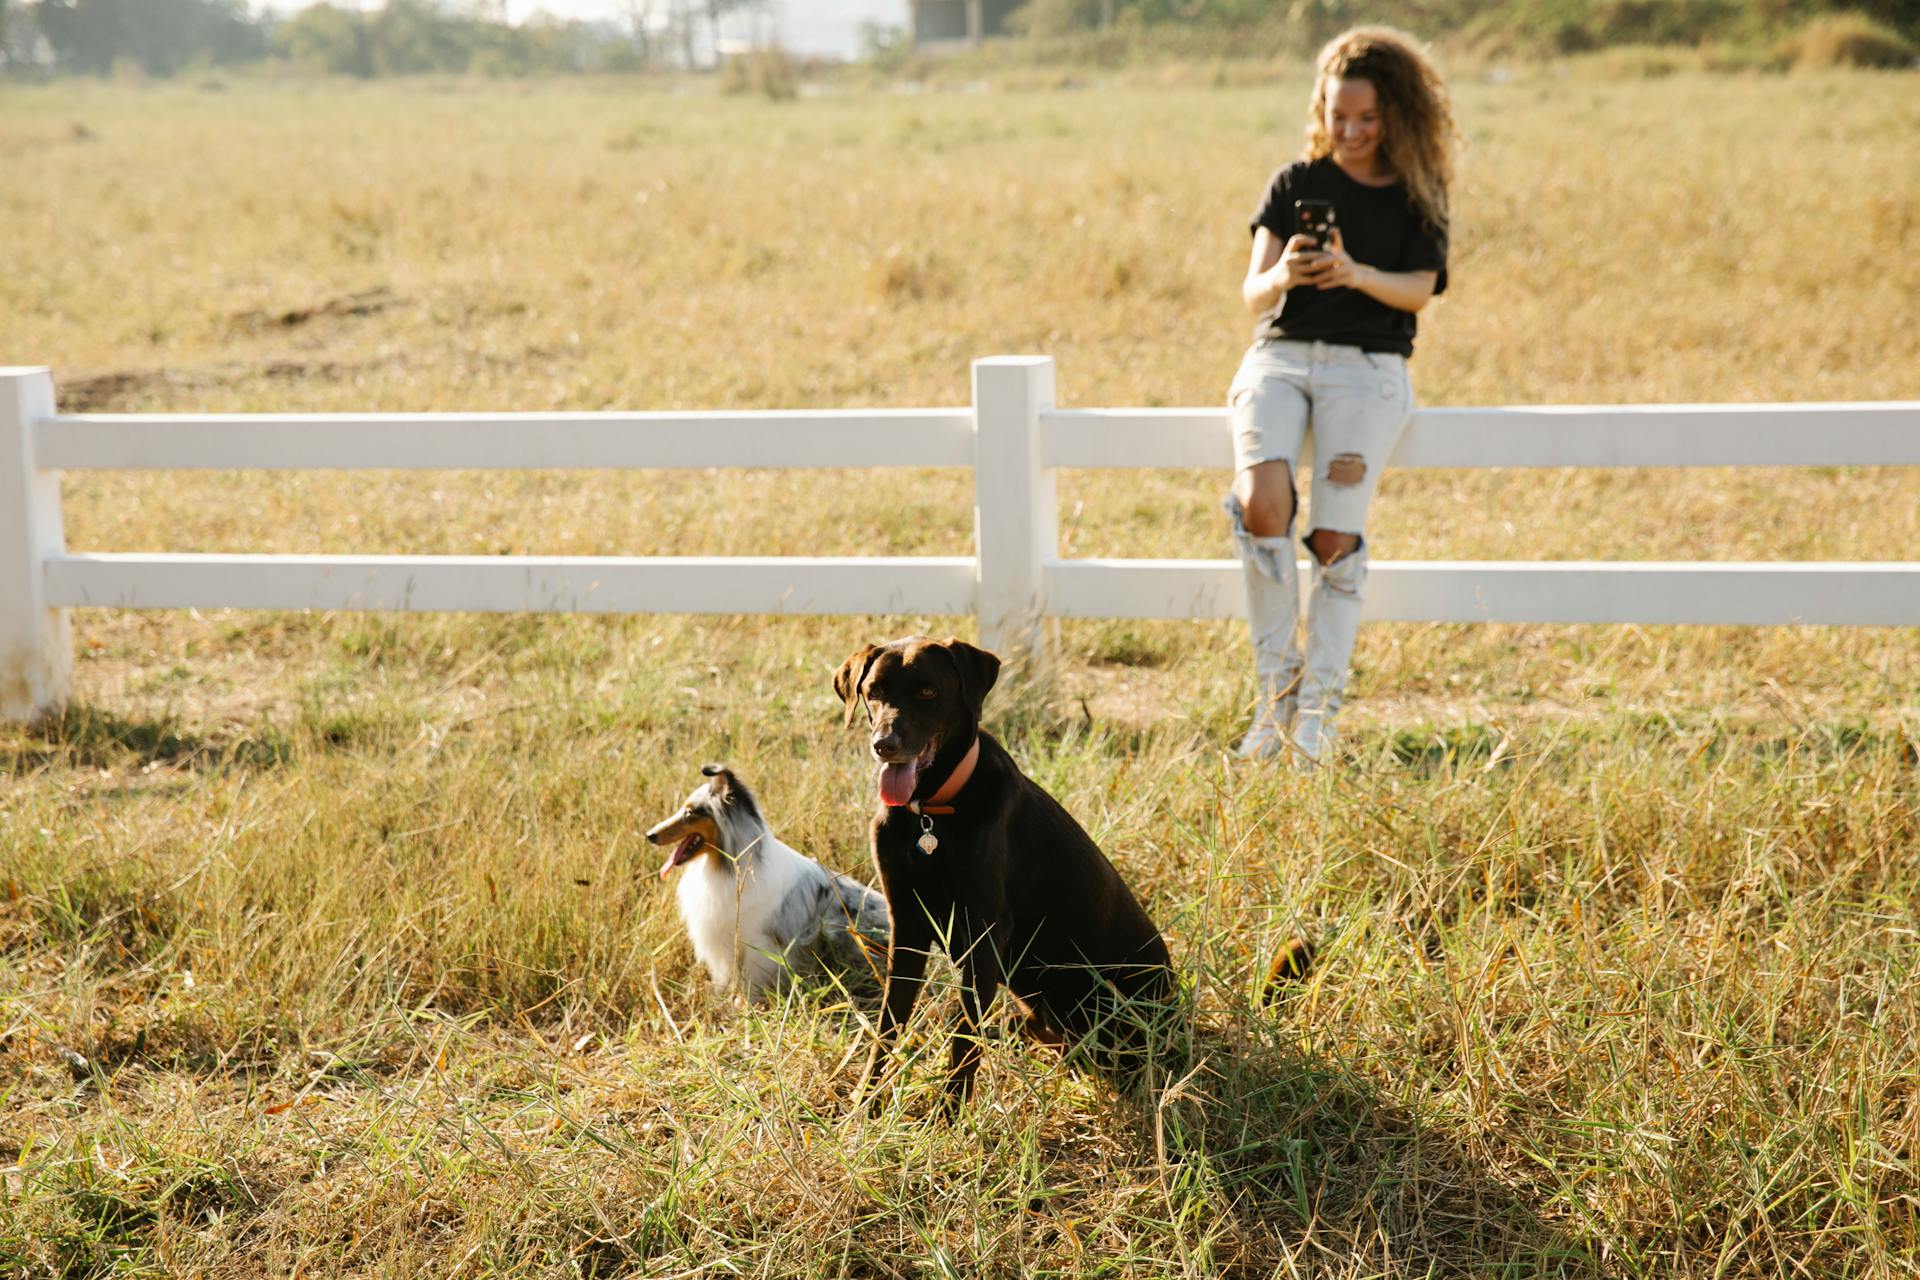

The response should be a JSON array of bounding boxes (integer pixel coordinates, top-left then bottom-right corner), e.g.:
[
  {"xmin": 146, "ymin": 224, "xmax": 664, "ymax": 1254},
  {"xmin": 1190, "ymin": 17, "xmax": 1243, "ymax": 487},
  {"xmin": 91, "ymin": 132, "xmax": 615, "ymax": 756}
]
[{"xmin": 911, "ymin": 0, "xmax": 1021, "ymax": 48}]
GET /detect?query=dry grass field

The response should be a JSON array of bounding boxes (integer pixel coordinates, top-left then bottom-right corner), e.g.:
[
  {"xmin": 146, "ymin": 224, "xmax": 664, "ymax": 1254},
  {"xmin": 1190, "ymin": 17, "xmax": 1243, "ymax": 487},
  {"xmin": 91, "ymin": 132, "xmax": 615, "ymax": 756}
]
[{"xmin": 2, "ymin": 65, "xmax": 1918, "ymax": 1278}]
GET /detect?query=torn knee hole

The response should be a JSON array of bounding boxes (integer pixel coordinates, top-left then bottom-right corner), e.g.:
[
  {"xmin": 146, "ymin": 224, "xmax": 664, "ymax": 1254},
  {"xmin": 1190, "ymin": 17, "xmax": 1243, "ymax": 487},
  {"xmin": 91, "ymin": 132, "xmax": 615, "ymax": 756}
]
[
  {"xmin": 1325, "ymin": 453, "xmax": 1367, "ymax": 486},
  {"xmin": 1306, "ymin": 529, "xmax": 1360, "ymax": 565}
]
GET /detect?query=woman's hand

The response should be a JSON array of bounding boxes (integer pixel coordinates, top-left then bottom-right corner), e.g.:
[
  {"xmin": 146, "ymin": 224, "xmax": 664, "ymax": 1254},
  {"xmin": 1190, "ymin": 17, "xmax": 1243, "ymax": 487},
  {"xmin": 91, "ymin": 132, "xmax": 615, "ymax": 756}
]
[
  {"xmin": 1275, "ymin": 233, "xmax": 1331, "ymax": 291},
  {"xmin": 1308, "ymin": 227, "xmax": 1365, "ymax": 291},
  {"xmin": 1244, "ymin": 229, "xmax": 1336, "ymax": 314}
]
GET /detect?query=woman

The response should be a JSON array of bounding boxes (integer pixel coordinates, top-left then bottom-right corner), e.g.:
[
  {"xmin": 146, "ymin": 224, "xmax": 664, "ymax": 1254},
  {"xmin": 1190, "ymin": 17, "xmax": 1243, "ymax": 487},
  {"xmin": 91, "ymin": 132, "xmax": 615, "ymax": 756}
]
[{"xmin": 1226, "ymin": 27, "xmax": 1458, "ymax": 764}]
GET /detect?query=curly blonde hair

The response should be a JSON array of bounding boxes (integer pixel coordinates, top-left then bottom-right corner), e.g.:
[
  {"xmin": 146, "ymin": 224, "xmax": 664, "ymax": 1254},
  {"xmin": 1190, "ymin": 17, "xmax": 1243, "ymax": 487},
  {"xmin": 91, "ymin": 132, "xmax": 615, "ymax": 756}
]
[{"xmin": 1304, "ymin": 27, "xmax": 1458, "ymax": 236}]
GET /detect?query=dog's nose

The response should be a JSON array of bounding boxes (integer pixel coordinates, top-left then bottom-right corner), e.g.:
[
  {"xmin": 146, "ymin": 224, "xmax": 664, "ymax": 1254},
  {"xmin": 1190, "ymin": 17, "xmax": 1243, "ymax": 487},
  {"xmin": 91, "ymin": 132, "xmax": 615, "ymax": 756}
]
[{"xmin": 871, "ymin": 731, "xmax": 902, "ymax": 759}]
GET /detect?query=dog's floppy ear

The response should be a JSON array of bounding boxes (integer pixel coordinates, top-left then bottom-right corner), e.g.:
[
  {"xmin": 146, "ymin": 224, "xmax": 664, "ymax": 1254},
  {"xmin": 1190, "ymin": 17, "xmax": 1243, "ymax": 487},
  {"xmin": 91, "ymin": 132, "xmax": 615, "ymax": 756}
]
[
  {"xmin": 833, "ymin": 644, "xmax": 880, "ymax": 728},
  {"xmin": 700, "ymin": 762, "xmax": 733, "ymax": 797},
  {"xmin": 941, "ymin": 638, "xmax": 1001, "ymax": 723}
]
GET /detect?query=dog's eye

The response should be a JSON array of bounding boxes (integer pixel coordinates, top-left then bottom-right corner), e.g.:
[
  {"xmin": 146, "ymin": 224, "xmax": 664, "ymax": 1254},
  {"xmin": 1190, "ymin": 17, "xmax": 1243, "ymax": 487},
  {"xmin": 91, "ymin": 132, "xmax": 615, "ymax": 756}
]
[{"xmin": 917, "ymin": 685, "xmax": 937, "ymax": 700}]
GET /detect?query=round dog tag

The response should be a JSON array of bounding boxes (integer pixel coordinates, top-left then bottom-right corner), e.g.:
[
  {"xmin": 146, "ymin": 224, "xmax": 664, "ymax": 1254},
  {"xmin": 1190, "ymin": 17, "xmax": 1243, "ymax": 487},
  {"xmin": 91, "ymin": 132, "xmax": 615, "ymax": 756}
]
[{"xmin": 917, "ymin": 816, "xmax": 939, "ymax": 856}]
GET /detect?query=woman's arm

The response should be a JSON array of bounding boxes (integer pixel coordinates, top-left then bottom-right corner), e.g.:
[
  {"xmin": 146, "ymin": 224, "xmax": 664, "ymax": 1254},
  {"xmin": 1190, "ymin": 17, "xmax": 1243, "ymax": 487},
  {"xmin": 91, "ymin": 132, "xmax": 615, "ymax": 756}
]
[
  {"xmin": 1305, "ymin": 227, "xmax": 1439, "ymax": 313},
  {"xmin": 1242, "ymin": 227, "xmax": 1326, "ymax": 316}
]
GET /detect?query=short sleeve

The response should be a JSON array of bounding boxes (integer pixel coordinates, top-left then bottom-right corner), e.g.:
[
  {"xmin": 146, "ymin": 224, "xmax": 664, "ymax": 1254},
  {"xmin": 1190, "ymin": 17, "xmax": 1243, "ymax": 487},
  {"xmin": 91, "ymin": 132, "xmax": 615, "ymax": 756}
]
[
  {"xmin": 1248, "ymin": 166, "xmax": 1295, "ymax": 240},
  {"xmin": 1402, "ymin": 215, "xmax": 1449, "ymax": 296}
]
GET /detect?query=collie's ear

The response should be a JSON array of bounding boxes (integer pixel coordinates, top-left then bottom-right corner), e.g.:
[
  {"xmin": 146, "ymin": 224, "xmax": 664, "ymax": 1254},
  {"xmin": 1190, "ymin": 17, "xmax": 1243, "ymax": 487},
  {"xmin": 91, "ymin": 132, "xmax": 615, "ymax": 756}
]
[
  {"xmin": 941, "ymin": 638, "xmax": 1001, "ymax": 722},
  {"xmin": 833, "ymin": 644, "xmax": 880, "ymax": 728},
  {"xmin": 700, "ymin": 763, "xmax": 733, "ymax": 796}
]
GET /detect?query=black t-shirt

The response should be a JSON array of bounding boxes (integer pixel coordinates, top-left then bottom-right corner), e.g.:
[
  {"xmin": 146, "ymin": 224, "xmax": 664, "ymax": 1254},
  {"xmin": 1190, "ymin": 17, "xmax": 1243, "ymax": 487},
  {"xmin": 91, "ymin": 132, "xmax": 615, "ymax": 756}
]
[{"xmin": 1249, "ymin": 157, "xmax": 1449, "ymax": 357}]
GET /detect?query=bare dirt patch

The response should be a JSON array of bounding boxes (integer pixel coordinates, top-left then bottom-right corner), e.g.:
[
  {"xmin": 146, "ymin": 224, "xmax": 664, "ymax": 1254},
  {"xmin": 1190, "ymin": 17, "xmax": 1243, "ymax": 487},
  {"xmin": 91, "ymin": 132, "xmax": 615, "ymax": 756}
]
[{"xmin": 229, "ymin": 286, "xmax": 407, "ymax": 334}]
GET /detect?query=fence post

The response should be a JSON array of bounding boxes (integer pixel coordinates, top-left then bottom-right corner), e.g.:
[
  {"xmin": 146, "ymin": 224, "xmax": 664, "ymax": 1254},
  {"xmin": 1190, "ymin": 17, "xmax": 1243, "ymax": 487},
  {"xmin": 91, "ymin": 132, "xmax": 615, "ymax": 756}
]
[
  {"xmin": 971, "ymin": 355, "xmax": 1056, "ymax": 665},
  {"xmin": 0, "ymin": 368, "xmax": 70, "ymax": 724}
]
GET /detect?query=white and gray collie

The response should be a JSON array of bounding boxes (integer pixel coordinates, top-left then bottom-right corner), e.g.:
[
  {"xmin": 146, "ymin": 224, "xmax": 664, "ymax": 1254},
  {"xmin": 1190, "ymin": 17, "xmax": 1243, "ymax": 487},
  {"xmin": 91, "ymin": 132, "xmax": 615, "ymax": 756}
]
[{"xmin": 647, "ymin": 764, "xmax": 890, "ymax": 999}]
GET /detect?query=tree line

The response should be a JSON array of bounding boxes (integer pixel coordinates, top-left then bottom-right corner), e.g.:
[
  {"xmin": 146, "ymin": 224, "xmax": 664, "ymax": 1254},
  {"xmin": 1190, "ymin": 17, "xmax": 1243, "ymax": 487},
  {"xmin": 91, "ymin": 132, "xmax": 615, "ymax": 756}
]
[{"xmin": 0, "ymin": 0, "xmax": 769, "ymax": 77}]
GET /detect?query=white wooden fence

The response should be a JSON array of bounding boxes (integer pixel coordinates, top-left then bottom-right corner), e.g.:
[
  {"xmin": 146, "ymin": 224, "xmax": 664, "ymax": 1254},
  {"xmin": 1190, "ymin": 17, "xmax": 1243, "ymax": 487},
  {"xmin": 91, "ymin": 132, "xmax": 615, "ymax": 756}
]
[{"xmin": 4, "ymin": 357, "xmax": 1918, "ymax": 722}]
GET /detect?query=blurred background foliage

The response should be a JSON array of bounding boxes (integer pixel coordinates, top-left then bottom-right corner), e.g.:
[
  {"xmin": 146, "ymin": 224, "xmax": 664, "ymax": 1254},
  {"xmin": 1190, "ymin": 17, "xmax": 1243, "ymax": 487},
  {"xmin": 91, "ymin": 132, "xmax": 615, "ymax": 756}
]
[{"xmin": 0, "ymin": 0, "xmax": 1915, "ymax": 79}]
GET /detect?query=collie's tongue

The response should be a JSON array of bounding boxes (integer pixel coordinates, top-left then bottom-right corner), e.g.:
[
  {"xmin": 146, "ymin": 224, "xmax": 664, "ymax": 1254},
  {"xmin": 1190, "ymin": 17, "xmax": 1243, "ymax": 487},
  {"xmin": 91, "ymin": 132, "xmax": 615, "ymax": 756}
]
[
  {"xmin": 877, "ymin": 759, "xmax": 920, "ymax": 808},
  {"xmin": 658, "ymin": 834, "xmax": 701, "ymax": 879}
]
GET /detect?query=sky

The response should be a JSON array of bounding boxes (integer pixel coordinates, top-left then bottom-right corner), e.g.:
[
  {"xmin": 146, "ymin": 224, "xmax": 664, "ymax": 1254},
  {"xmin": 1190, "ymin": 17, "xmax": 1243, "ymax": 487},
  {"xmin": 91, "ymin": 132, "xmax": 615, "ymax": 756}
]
[{"xmin": 263, "ymin": 0, "xmax": 909, "ymax": 58}]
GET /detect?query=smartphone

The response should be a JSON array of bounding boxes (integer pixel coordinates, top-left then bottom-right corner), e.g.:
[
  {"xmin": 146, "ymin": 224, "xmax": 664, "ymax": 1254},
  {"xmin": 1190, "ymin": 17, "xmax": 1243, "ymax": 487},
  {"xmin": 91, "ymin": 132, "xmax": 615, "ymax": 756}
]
[{"xmin": 1294, "ymin": 198, "xmax": 1336, "ymax": 250}]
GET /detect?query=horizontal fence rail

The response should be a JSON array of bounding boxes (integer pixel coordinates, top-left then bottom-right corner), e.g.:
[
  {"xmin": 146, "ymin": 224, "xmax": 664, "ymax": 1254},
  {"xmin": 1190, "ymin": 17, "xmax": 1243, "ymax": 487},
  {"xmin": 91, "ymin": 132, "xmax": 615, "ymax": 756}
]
[
  {"xmin": 3, "ymin": 358, "xmax": 1917, "ymax": 722},
  {"xmin": 40, "ymin": 403, "xmax": 1920, "ymax": 473},
  {"xmin": 1042, "ymin": 402, "xmax": 1920, "ymax": 470}
]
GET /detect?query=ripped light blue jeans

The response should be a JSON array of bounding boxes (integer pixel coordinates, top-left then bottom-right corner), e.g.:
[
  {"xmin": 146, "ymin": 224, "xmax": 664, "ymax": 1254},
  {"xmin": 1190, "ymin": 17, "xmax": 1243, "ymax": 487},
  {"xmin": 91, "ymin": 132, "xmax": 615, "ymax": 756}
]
[{"xmin": 1224, "ymin": 338, "xmax": 1414, "ymax": 750}]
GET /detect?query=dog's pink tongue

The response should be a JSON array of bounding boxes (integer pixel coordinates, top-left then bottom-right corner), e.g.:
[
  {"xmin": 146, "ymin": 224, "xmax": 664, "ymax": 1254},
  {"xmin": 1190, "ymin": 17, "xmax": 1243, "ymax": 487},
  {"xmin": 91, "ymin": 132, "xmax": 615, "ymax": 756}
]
[
  {"xmin": 658, "ymin": 834, "xmax": 700, "ymax": 880},
  {"xmin": 877, "ymin": 760, "xmax": 920, "ymax": 807}
]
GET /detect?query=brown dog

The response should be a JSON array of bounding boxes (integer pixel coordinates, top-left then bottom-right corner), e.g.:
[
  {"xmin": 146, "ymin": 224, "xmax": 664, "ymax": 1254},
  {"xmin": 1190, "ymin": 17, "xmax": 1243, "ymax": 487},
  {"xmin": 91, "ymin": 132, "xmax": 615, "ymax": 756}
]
[{"xmin": 834, "ymin": 636, "xmax": 1175, "ymax": 1109}]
